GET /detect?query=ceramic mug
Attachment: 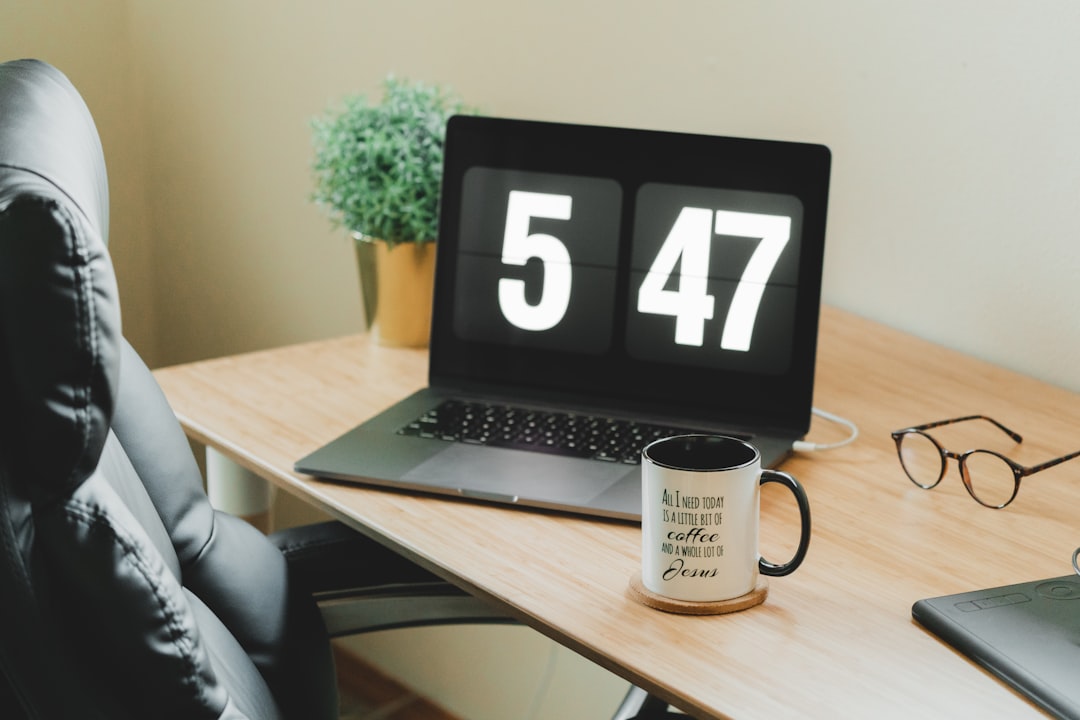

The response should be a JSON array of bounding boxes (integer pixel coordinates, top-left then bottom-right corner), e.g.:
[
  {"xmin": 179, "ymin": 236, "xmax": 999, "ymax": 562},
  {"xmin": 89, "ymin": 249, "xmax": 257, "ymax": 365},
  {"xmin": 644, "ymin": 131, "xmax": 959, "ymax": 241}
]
[{"xmin": 640, "ymin": 434, "xmax": 811, "ymax": 603}]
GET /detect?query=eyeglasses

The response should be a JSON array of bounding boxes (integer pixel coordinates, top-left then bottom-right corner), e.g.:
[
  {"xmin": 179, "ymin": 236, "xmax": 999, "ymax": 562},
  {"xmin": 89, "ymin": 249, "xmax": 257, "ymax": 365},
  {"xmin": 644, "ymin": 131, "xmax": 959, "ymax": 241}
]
[{"xmin": 891, "ymin": 415, "xmax": 1080, "ymax": 509}]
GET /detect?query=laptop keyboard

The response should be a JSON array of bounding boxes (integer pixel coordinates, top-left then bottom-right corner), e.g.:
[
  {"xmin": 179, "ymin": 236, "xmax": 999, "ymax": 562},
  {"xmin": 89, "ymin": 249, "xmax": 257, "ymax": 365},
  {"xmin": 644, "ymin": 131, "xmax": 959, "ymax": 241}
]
[{"xmin": 396, "ymin": 399, "xmax": 704, "ymax": 465}]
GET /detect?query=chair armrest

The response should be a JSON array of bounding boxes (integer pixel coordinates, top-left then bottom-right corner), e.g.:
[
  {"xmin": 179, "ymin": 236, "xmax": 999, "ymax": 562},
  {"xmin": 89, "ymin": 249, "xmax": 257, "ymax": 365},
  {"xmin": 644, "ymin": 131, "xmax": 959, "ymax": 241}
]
[
  {"xmin": 273, "ymin": 523, "xmax": 677, "ymax": 719},
  {"xmin": 269, "ymin": 520, "xmax": 438, "ymax": 592},
  {"xmin": 315, "ymin": 581, "xmax": 516, "ymax": 637},
  {"xmin": 268, "ymin": 521, "xmax": 515, "ymax": 636}
]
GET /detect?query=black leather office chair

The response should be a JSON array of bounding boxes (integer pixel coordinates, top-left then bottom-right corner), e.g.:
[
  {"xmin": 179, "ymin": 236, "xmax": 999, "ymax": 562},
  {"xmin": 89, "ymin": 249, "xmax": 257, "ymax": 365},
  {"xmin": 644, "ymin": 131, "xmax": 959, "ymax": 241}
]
[
  {"xmin": 0, "ymin": 57, "xmax": 521, "ymax": 720},
  {"xmin": 0, "ymin": 57, "xmax": 681, "ymax": 720}
]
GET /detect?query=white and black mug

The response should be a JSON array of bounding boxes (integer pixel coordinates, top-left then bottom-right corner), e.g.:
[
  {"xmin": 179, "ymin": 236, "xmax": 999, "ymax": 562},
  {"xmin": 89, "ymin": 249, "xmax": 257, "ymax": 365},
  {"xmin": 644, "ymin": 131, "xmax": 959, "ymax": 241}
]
[{"xmin": 641, "ymin": 434, "xmax": 811, "ymax": 603}]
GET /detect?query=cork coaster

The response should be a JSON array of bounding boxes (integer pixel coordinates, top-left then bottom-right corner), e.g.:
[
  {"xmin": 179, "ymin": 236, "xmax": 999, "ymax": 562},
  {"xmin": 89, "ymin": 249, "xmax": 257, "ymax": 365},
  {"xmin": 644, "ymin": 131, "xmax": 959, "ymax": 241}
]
[{"xmin": 627, "ymin": 574, "xmax": 768, "ymax": 615}]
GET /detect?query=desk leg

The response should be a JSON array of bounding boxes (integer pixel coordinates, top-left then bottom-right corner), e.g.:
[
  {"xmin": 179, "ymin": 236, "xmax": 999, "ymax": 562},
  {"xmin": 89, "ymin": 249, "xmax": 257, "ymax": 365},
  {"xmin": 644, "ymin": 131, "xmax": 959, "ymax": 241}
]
[
  {"xmin": 206, "ymin": 447, "xmax": 274, "ymax": 532},
  {"xmin": 611, "ymin": 686, "xmax": 680, "ymax": 720}
]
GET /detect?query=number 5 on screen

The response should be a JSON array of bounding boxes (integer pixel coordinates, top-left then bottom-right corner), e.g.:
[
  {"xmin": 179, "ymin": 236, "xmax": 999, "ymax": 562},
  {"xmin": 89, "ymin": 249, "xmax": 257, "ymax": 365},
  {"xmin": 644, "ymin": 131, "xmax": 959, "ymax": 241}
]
[
  {"xmin": 498, "ymin": 191, "xmax": 573, "ymax": 332},
  {"xmin": 452, "ymin": 167, "xmax": 620, "ymax": 353}
]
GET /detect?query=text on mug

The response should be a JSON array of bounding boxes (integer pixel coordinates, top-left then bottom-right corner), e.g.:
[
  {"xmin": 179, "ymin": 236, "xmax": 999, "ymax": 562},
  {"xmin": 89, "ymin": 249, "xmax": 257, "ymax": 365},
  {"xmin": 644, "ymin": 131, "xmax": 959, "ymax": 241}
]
[
  {"xmin": 662, "ymin": 557, "xmax": 719, "ymax": 581},
  {"xmin": 662, "ymin": 490, "xmax": 725, "ymax": 510}
]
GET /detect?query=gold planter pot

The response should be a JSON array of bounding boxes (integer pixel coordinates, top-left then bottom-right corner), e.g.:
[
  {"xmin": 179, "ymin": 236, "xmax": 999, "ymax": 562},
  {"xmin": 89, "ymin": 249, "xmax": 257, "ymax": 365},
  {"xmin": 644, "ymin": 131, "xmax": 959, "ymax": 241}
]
[{"xmin": 353, "ymin": 234, "xmax": 436, "ymax": 348}]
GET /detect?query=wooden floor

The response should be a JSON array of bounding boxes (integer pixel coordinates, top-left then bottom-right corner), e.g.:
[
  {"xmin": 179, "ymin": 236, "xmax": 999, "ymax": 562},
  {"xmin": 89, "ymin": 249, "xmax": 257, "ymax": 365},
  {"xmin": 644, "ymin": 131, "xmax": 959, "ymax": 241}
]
[{"xmin": 334, "ymin": 645, "xmax": 461, "ymax": 720}]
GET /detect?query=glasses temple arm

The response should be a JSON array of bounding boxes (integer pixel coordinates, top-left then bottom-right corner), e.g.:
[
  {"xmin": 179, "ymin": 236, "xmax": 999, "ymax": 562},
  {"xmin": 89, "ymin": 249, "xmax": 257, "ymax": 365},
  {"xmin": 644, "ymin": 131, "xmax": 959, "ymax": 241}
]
[
  {"xmin": 1023, "ymin": 448, "xmax": 1080, "ymax": 476},
  {"xmin": 906, "ymin": 415, "xmax": 1023, "ymax": 443}
]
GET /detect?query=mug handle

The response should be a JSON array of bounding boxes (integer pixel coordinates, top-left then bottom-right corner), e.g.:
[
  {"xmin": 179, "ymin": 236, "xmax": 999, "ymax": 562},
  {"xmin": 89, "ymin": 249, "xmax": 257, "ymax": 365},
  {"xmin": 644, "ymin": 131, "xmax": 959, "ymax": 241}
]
[{"xmin": 758, "ymin": 469, "xmax": 812, "ymax": 577}]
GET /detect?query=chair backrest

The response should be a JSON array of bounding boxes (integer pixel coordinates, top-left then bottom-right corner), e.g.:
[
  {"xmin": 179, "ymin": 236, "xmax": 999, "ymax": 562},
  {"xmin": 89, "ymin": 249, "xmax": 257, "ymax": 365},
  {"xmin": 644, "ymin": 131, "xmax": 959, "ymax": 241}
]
[{"xmin": 0, "ymin": 59, "xmax": 336, "ymax": 720}]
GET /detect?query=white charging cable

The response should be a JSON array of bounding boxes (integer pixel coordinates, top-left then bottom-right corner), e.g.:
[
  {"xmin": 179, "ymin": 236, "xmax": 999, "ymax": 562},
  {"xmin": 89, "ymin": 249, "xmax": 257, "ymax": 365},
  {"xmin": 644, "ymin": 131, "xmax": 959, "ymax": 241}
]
[{"xmin": 791, "ymin": 407, "xmax": 859, "ymax": 453}]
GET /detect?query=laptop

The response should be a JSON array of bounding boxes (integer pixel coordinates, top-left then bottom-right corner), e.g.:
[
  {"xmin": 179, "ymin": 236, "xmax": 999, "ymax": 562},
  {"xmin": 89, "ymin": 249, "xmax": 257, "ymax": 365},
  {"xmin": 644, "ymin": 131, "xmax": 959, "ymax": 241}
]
[
  {"xmin": 913, "ymin": 575, "xmax": 1080, "ymax": 719},
  {"xmin": 295, "ymin": 115, "xmax": 832, "ymax": 521}
]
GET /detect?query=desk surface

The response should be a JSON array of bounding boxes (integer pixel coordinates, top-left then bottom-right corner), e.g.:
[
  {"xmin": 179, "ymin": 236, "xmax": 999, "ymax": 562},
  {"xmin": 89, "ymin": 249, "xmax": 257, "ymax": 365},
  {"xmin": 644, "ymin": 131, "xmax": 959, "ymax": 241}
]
[{"xmin": 154, "ymin": 306, "xmax": 1080, "ymax": 719}]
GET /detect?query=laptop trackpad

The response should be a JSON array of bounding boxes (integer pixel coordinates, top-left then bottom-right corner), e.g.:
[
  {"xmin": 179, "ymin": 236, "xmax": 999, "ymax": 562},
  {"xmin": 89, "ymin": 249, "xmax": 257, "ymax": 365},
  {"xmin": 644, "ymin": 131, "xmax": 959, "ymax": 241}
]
[{"xmin": 402, "ymin": 444, "xmax": 631, "ymax": 504}]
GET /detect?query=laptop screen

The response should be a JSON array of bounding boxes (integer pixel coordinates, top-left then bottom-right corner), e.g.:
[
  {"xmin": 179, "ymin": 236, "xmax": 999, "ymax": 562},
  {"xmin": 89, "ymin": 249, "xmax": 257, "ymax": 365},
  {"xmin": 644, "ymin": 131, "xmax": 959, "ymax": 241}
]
[{"xmin": 430, "ymin": 116, "xmax": 831, "ymax": 434}]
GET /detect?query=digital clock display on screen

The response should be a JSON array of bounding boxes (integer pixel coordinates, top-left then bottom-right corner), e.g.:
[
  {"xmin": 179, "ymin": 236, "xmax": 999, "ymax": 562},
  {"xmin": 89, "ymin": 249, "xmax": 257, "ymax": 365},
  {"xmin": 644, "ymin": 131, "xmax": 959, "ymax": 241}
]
[
  {"xmin": 430, "ymin": 116, "xmax": 830, "ymax": 429},
  {"xmin": 453, "ymin": 169, "xmax": 803, "ymax": 374}
]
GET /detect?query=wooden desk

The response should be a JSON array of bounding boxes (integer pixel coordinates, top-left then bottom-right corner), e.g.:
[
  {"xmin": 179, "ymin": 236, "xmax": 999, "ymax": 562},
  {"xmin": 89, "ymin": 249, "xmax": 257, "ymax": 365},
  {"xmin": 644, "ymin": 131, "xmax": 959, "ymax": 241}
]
[{"xmin": 154, "ymin": 306, "xmax": 1080, "ymax": 719}]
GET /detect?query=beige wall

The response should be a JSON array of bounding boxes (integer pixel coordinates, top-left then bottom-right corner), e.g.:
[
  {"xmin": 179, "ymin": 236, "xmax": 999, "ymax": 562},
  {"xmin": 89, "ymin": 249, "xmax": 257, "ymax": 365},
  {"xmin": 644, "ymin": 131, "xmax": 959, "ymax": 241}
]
[
  {"xmin": 7, "ymin": 3, "xmax": 1080, "ymax": 386},
  {"xmin": 2, "ymin": 0, "xmax": 158, "ymax": 364},
  {"xmin": 6, "ymin": 2, "xmax": 1080, "ymax": 717}
]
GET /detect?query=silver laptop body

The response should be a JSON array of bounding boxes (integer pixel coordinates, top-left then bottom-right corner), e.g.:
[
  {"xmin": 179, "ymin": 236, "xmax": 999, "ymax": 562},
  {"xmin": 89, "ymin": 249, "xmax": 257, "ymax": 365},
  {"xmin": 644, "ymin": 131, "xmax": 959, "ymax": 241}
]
[{"xmin": 295, "ymin": 116, "xmax": 831, "ymax": 522}]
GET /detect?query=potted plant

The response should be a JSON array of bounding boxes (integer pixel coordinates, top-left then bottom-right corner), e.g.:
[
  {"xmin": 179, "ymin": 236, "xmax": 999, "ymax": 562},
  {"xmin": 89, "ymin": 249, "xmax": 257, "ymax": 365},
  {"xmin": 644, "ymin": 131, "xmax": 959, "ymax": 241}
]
[{"xmin": 310, "ymin": 76, "xmax": 469, "ymax": 347}]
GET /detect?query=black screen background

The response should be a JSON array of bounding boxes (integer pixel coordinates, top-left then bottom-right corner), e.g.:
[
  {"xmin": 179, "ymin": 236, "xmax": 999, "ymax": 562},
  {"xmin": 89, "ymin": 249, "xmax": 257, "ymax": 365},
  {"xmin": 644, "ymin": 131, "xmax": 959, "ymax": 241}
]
[{"xmin": 428, "ymin": 115, "xmax": 831, "ymax": 435}]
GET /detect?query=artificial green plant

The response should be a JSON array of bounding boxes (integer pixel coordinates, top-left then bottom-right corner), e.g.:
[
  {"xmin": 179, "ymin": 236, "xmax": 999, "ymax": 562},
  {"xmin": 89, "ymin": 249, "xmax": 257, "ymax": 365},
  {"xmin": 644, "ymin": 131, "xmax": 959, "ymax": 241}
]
[{"xmin": 310, "ymin": 76, "xmax": 468, "ymax": 248}]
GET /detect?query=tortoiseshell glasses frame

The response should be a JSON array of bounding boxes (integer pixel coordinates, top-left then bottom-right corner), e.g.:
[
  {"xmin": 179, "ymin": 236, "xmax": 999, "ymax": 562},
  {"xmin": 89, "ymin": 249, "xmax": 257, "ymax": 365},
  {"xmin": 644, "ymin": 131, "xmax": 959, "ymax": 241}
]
[{"xmin": 890, "ymin": 415, "xmax": 1080, "ymax": 509}]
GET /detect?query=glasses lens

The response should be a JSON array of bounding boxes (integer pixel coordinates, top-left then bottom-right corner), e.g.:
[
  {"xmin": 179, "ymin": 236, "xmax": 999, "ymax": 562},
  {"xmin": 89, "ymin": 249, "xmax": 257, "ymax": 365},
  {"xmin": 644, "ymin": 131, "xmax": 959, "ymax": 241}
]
[
  {"xmin": 961, "ymin": 451, "xmax": 1018, "ymax": 508},
  {"xmin": 897, "ymin": 432, "xmax": 944, "ymax": 488}
]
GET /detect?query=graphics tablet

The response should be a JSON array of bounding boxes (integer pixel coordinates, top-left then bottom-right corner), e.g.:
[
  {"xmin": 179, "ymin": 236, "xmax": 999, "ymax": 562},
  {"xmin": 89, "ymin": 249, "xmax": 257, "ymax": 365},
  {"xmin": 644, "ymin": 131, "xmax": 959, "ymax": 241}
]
[{"xmin": 913, "ymin": 575, "xmax": 1080, "ymax": 720}]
